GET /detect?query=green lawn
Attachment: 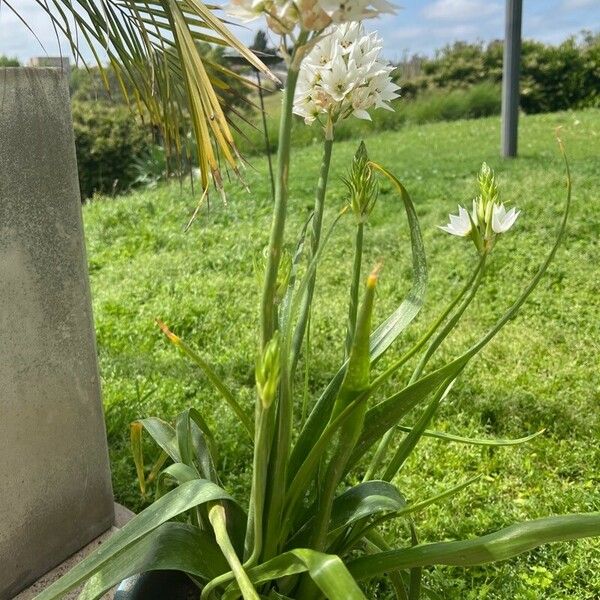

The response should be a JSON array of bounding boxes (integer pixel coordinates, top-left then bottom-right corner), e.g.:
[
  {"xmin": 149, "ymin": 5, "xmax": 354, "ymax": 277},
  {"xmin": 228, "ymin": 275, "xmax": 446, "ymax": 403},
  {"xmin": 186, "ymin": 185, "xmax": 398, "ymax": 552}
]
[{"xmin": 85, "ymin": 109, "xmax": 599, "ymax": 599}]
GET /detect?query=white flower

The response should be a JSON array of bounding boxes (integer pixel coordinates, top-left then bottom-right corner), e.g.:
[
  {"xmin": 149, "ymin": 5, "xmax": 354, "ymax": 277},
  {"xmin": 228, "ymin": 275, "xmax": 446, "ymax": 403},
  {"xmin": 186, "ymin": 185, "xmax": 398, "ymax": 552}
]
[
  {"xmin": 293, "ymin": 22, "xmax": 399, "ymax": 127},
  {"xmin": 226, "ymin": 0, "xmax": 395, "ymax": 35},
  {"xmin": 491, "ymin": 203, "xmax": 520, "ymax": 233},
  {"xmin": 320, "ymin": 53, "xmax": 355, "ymax": 101},
  {"xmin": 226, "ymin": 0, "xmax": 265, "ymax": 21},
  {"xmin": 317, "ymin": 0, "xmax": 396, "ymax": 23},
  {"xmin": 439, "ymin": 205, "xmax": 473, "ymax": 237}
]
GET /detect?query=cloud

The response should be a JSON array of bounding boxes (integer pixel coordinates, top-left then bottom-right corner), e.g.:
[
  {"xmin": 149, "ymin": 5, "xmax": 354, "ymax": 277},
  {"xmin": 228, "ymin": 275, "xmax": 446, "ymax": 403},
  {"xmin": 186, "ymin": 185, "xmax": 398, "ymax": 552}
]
[{"xmin": 423, "ymin": 0, "xmax": 502, "ymax": 21}]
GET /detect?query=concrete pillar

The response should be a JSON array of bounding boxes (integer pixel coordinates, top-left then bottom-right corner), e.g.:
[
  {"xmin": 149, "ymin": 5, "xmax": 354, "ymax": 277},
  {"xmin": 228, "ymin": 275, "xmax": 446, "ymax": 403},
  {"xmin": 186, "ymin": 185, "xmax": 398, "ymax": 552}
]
[{"xmin": 0, "ymin": 68, "xmax": 114, "ymax": 599}]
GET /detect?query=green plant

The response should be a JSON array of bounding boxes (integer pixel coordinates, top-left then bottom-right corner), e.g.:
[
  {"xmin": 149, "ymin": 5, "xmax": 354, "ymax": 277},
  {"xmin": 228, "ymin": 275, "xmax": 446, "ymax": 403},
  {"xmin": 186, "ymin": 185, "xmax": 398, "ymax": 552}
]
[
  {"xmin": 0, "ymin": 55, "xmax": 20, "ymax": 67},
  {"xmin": 72, "ymin": 101, "xmax": 151, "ymax": 199},
  {"xmin": 37, "ymin": 11, "xmax": 599, "ymax": 600},
  {"xmin": 398, "ymin": 34, "xmax": 600, "ymax": 115}
]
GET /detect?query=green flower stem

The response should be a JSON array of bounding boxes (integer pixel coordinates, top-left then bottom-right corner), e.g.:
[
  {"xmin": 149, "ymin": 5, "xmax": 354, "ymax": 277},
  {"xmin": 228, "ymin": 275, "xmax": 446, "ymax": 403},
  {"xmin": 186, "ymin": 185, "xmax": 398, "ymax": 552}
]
[
  {"xmin": 344, "ymin": 222, "xmax": 364, "ymax": 358},
  {"xmin": 290, "ymin": 135, "xmax": 335, "ymax": 378},
  {"xmin": 260, "ymin": 44, "xmax": 304, "ymax": 349},
  {"xmin": 363, "ymin": 255, "xmax": 486, "ymax": 481},
  {"xmin": 258, "ymin": 36, "xmax": 309, "ymax": 562},
  {"xmin": 244, "ymin": 405, "xmax": 274, "ymax": 566}
]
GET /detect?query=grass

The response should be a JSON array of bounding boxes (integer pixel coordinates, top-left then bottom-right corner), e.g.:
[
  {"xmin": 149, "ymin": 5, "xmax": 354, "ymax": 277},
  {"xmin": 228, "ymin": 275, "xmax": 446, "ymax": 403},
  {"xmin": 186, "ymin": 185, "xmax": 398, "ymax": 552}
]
[{"xmin": 84, "ymin": 108, "xmax": 600, "ymax": 599}]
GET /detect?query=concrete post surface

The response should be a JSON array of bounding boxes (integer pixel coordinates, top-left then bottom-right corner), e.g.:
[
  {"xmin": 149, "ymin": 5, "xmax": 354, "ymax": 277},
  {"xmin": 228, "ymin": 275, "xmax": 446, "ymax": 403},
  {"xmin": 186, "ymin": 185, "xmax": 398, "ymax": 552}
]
[{"xmin": 0, "ymin": 68, "xmax": 114, "ymax": 599}]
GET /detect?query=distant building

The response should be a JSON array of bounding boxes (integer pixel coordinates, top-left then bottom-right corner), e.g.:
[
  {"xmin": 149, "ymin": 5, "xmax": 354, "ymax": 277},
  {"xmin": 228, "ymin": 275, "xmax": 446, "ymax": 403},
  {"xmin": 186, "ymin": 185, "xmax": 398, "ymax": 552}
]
[{"xmin": 28, "ymin": 56, "xmax": 70, "ymax": 70}]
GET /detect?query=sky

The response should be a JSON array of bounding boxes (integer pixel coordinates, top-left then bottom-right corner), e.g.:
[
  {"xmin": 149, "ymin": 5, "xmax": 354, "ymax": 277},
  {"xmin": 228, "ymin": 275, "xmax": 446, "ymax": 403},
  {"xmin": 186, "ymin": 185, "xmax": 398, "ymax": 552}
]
[{"xmin": 0, "ymin": 0, "xmax": 598, "ymax": 64}]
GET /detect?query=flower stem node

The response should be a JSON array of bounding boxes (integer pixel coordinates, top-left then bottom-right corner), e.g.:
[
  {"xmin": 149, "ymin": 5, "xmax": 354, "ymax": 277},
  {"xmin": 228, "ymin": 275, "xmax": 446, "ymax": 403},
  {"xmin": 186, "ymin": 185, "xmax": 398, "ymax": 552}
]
[
  {"xmin": 439, "ymin": 163, "xmax": 521, "ymax": 254},
  {"xmin": 256, "ymin": 332, "xmax": 282, "ymax": 409}
]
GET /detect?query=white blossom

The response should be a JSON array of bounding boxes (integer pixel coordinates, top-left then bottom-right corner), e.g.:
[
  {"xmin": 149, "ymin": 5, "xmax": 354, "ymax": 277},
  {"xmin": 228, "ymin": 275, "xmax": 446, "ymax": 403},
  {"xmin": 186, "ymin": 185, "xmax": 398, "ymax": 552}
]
[
  {"xmin": 293, "ymin": 23, "xmax": 399, "ymax": 126},
  {"xmin": 440, "ymin": 164, "xmax": 521, "ymax": 253},
  {"xmin": 492, "ymin": 203, "xmax": 520, "ymax": 233},
  {"xmin": 439, "ymin": 205, "xmax": 473, "ymax": 237},
  {"xmin": 226, "ymin": 0, "xmax": 395, "ymax": 35},
  {"xmin": 317, "ymin": 0, "xmax": 396, "ymax": 23}
]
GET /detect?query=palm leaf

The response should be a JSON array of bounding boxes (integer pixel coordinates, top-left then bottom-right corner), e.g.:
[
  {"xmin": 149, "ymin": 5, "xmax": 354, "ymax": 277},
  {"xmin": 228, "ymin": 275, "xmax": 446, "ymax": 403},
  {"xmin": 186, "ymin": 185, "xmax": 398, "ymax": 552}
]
[{"xmin": 26, "ymin": 0, "xmax": 275, "ymax": 192}]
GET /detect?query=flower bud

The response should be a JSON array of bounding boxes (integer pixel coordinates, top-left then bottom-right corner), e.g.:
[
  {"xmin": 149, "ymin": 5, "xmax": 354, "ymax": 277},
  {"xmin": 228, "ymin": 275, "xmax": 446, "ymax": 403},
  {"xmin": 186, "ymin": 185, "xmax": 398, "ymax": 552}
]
[
  {"xmin": 344, "ymin": 141, "xmax": 378, "ymax": 223},
  {"xmin": 256, "ymin": 333, "xmax": 281, "ymax": 409}
]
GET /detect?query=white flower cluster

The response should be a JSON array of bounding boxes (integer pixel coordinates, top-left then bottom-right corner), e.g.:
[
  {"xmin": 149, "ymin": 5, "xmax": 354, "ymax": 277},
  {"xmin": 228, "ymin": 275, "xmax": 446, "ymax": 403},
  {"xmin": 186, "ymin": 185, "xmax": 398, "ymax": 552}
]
[
  {"xmin": 292, "ymin": 23, "xmax": 400, "ymax": 126},
  {"xmin": 439, "ymin": 202, "xmax": 520, "ymax": 237},
  {"xmin": 440, "ymin": 163, "xmax": 520, "ymax": 253},
  {"xmin": 226, "ymin": 0, "xmax": 395, "ymax": 34}
]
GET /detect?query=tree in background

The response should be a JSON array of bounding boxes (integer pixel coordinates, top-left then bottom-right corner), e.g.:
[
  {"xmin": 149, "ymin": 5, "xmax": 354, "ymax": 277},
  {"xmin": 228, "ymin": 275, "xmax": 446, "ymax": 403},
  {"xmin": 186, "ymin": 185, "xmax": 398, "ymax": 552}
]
[{"xmin": 0, "ymin": 55, "xmax": 20, "ymax": 67}]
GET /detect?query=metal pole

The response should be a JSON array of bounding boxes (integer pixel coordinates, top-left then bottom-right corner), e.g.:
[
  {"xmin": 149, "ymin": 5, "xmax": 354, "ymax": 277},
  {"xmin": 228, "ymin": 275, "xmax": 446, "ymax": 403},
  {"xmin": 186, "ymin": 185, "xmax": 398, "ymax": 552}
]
[{"xmin": 501, "ymin": 0, "xmax": 523, "ymax": 158}]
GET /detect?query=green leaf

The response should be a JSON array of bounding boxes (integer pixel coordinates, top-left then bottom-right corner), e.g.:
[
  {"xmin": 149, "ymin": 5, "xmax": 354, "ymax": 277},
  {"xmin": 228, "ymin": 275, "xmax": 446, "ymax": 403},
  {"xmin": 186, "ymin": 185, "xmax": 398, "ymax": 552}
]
[
  {"xmin": 137, "ymin": 416, "xmax": 181, "ymax": 462},
  {"xmin": 348, "ymin": 513, "xmax": 600, "ymax": 580},
  {"xmin": 156, "ymin": 462, "xmax": 200, "ymax": 498},
  {"xmin": 396, "ymin": 426, "xmax": 546, "ymax": 447},
  {"xmin": 35, "ymin": 479, "xmax": 237, "ymax": 599},
  {"xmin": 157, "ymin": 320, "xmax": 254, "ymax": 439},
  {"xmin": 340, "ymin": 477, "xmax": 480, "ymax": 555},
  {"xmin": 329, "ymin": 481, "xmax": 407, "ymax": 537},
  {"xmin": 176, "ymin": 407, "xmax": 220, "ymax": 482},
  {"xmin": 367, "ymin": 163, "xmax": 428, "ymax": 365},
  {"xmin": 383, "ymin": 379, "xmax": 456, "ymax": 481},
  {"xmin": 289, "ymin": 481, "xmax": 406, "ymax": 549},
  {"xmin": 349, "ymin": 359, "xmax": 467, "ymax": 471},
  {"xmin": 78, "ymin": 522, "xmax": 227, "ymax": 600},
  {"xmin": 222, "ymin": 549, "xmax": 367, "ymax": 600}
]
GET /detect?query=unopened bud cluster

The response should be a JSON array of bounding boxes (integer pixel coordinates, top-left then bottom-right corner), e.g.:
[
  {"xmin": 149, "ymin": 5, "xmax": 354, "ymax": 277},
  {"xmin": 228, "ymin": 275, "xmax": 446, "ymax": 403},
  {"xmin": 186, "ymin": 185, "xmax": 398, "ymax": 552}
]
[
  {"xmin": 256, "ymin": 333, "xmax": 281, "ymax": 409},
  {"xmin": 439, "ymin": 162, "xmax": 521, "ymax": 254},
  {"xmin": 344, "ymin": 141, "xmax": 378, "ymax": 223}
]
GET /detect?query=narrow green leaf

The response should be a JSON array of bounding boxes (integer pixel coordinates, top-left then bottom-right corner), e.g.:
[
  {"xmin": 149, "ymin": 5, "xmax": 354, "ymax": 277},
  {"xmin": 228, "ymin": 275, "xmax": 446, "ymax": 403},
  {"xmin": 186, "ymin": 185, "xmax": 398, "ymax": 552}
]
[
  {"xmin": 396, "ymin": 426, "xmax": 546, "ymax": 447},
  {"xmin": 289, "ymin": 481, "xmax": 406, "ymax": 548},
  {"xmin": 383, "ymin": 379, "xmax": 457, "ymax": 481},
  {"xmin": 348, "ymin": 513, "xmax": 600, "ymax": 580},
  {"xmin": 157, "ymin": 319, "xmax": 254, "ymax": 439},
  {"xmin": 137, "ymin": 416, "xmax": 181, "ymax": 462}
]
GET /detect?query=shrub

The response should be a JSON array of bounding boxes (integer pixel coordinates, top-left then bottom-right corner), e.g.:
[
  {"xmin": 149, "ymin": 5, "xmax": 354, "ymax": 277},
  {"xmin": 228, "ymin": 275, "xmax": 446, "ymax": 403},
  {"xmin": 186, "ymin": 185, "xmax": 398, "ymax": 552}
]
[
  {"xmin": 0, "ymin": 55, "xmax": 20, "ymax": 67},
  {"xmin": 72, "ymin": 101, "xmax": 151, "ymax": 199},
  {"xmin": 396, "ymin": 34, "xmax": 600, "ymax": 114}
]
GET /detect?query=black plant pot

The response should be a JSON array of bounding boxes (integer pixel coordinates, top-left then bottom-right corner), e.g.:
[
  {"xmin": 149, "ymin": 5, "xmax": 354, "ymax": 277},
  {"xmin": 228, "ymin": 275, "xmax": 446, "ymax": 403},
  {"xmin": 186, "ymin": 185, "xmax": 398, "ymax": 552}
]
[{"xmin": 115, "ymin": 570, "xmax": 199, "ymax": 600}]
